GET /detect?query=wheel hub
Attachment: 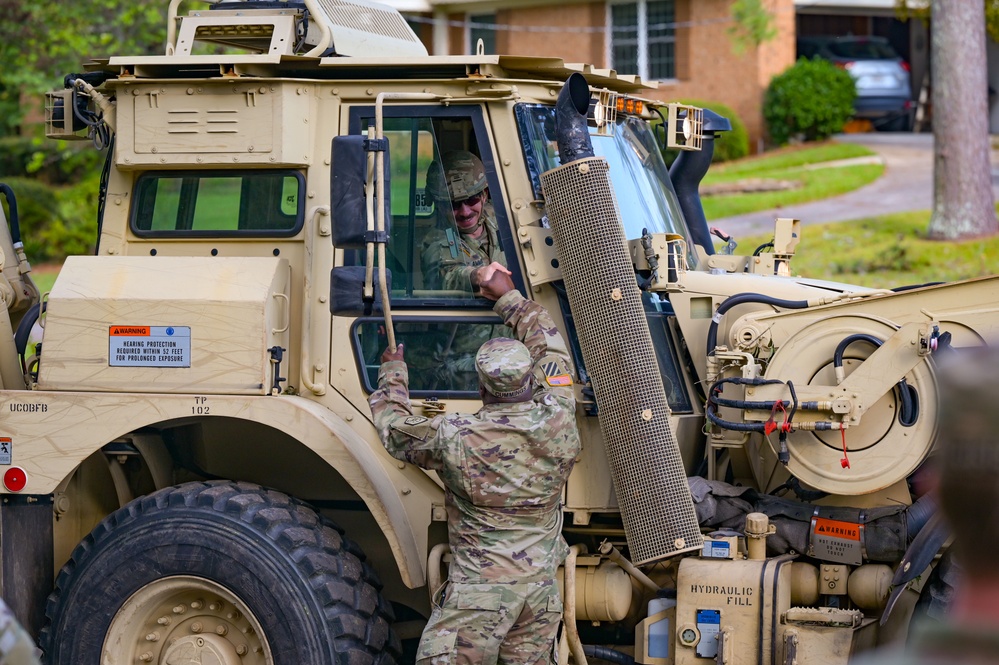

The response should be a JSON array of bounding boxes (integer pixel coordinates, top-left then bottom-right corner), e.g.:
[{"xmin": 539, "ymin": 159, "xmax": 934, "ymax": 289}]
[
  {"xmin": 103, "ymin": 576, "xmax": 271, "ymax": 665},
  {"xmin": 161, "ymin": 634, "xmax": 240, "ymax": 665}
]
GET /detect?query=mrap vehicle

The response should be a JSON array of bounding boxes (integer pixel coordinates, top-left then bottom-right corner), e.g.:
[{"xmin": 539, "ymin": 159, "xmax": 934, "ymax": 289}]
[{"xmin": 0, "ymin": 0, "xmax": 993, "ymax": 662}]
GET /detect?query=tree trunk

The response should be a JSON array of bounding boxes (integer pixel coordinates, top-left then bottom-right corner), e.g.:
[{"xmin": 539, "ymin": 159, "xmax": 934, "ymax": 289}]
[{"xmin": 927, "ymin": 0, "xmax": 998, "ymax": 239}]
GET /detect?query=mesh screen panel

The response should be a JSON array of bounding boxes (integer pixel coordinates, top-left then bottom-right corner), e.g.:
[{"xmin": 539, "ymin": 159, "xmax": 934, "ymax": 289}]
[
  {"xmin": 315, "ymin": 0, "xmax": 423, "ymax": 42},
  {"xmin": 540, "ymin": 157, "xmax": 702, "ymax": 564}
]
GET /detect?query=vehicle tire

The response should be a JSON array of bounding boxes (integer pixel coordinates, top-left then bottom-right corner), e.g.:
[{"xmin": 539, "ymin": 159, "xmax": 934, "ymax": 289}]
[{"xmin": 40, "ymin": 480, "xmax": 400, "ymax": 665}]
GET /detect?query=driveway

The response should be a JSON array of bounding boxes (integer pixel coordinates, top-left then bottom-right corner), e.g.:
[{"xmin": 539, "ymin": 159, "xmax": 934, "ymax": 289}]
[{"xmin": 708, "ymin": 132, "xmax": 999, "ymax": 239}]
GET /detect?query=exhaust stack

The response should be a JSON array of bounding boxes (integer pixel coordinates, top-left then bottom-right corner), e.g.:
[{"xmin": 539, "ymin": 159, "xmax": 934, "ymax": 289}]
[{"xmin": 540, "ymin": 74, "xmax": 702, "ymax": 564}]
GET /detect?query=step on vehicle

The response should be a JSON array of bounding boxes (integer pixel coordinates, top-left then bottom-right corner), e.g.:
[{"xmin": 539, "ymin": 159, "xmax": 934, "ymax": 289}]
[{"xmin": 0, "ymin": 0, "xmax": 993, "ymax": 662}]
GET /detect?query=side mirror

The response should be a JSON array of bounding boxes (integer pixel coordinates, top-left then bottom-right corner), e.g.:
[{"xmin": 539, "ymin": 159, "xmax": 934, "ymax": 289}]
[
  {"xmin": 330, "ymin": 266, "xmax": 392, "ymax": 316},
  {"xmin": 330, "ymin": 135, "xmax": 391, "ymax": 248}
]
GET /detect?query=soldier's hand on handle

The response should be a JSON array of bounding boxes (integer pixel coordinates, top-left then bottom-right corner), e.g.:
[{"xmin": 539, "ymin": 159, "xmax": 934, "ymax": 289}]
[
  {"xmin": 381, "ymin": 343, "xmax": 405, "ymax": 364},
  {"xmin": 477, "ymin": 263, "xmax": 516, "ymax": 301}
]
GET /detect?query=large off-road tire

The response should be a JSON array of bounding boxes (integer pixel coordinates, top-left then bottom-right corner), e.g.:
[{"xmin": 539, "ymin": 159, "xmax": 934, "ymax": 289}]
[{"xmin": 41, "ymin": 480, "xmax": 400, "ymax": 665}]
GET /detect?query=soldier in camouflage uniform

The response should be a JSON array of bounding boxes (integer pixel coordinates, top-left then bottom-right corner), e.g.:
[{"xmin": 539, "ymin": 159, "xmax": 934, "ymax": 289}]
[
  {"xmin": 421, "ymin": 150, "xmax": 507, "ymax": 292},
  {"xmin": 369, "ymin": 265, "xmax": 580, "ymax": 665},
  {"xmin": 0, "ymin": 599, "xmax": 40, "ymax": 665},
  {"xmin": 852, "ymin": 347, "xmax": 999, "ymax": 665},
  {"xmin": 420, "ymin": 151, "xmax": 510, "ymax": 391}
]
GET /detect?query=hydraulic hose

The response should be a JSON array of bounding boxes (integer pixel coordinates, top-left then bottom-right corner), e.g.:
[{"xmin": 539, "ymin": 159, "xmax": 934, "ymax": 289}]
[
  {"xmin": 0, "ymin": 184, "xmax": 20, "ymax": 245},
  {"xmin": 706, "ymin": 293, "xmax": 809, "ymax": 357},
  {"xmin": 905, "ymin": 492, "xmax": 938, "ymax": 539},
  {"xmin": 833, "ymin": 334, "xmax": 918, "ymax": 427},
  {"xmin": 582, "ymin": 645, "xmax": 635, "ymax": 665}
]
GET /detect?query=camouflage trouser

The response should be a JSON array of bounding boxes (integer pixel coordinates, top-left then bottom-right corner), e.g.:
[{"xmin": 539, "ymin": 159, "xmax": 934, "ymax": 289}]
[{"xmin": 417, "ymin": 580, "xmax": 563, "ymax": 665}]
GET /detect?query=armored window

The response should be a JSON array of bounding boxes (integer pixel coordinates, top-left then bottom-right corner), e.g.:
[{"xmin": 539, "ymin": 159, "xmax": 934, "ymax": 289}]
[
  {"xmin": 131, "ymin": 170, "xmax": 304, "ymax": 237},
  {"xmin": 608, "ymin": 0, "xmax": 675, "ymax": 81},
  {"xmin": 345, "ymin": 105, "xmax": 521, "ymax": 308},
  {"xmin": 353, "ymin": 317, "xmax": 514, "ymax": 397}
]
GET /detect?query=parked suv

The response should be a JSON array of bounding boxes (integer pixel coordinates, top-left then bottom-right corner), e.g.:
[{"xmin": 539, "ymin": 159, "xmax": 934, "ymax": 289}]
[{"xmin": 798, "ymin": 35, "xmax": 914, "ymax": 131}]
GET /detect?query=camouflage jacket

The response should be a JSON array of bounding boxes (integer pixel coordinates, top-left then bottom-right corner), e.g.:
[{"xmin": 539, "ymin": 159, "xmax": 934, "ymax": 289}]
[
  {"xmin": 369, "ymin": 291, "xmax": 580, "ymax": 584},
  {"xmin": 421, "ymin": 206, "xmax": 506, "ymax": 292}
]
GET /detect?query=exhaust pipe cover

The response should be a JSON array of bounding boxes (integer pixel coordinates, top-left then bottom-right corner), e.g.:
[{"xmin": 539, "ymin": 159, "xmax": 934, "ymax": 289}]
[{"xmin": 541, "ymin": 74, "xmax": 702, "ymax": 564}]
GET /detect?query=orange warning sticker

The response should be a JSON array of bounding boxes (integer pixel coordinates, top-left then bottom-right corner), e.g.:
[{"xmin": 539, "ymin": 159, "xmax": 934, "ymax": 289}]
[
  {"xmin": 110, "ymin": 326, "xmax": 150, "ymax": 336},
  {"xmin": 812, "ymin": 517, "xmax": 861, "ymax": 541}
]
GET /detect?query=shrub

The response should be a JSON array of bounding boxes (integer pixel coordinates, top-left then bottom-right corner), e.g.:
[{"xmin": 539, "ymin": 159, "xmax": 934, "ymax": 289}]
[
  {"xmin": 684, "ymin": 99, "xmax": 750, "ymax": 163},
  {"xmin": 0, "ymin": 136, "xmax": 105, "ymax": 185},
  {"xmin": 763, "ymin": 57, "xmax": 856, "ymax": 146},
  {"xmin": 0, "ymin": 175, "xmax": 97, "ymax": 264},
  {"xmin": 656, "ymin": 99, "xmax": 750, "ymax": 167}
]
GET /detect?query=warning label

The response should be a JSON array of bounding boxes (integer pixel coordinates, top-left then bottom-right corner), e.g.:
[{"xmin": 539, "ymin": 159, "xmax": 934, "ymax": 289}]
[
  {"xmin": 810, "ymin": 516, "xmax": 863, "ymax": 565},
  {"xmin": 0, "ymin": 437, "xmax": 10, "ymax": 465},
  {"xmin": 109, "ymin": 326, "xmax": 191, "ymax": 368}
]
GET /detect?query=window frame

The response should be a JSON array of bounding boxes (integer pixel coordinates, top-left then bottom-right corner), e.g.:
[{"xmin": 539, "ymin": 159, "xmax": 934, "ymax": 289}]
[
  {"xmin": 345, "ymin": 104, "xmax": 525, "ymax": 310},
  {"xmin": 467, "ymin": 12, "xmax": 497, "ymax": 54},
  {"xmin": 606, "ymin": 0, "xmax": 676, "ymax": 82},
  {"xmin": 351, "ymin": 314, "xmax": 509, "ymax": 398},
  {"xmin": 130, "ymin": 169, "xmax": 306, "ymax": 239}
]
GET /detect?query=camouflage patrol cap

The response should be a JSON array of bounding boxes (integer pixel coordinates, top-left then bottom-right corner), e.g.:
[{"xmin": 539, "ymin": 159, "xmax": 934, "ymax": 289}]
[
  {"xmin": 426, "ymin": 150, "xmax": 488, "ymax": 202},
  {"xmin": 475, "ymin": 338, "xmax": 533, "ymax": 399}
]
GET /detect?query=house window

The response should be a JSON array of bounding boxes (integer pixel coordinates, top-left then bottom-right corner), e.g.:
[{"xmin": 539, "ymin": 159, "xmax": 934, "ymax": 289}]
[
  {"xmin": 609, "ymin": 0, "xmax": 675, "ymax": 80},
  {"xmin": 468, "ymin": 13, "xmax": 496, "ymax": 54}
]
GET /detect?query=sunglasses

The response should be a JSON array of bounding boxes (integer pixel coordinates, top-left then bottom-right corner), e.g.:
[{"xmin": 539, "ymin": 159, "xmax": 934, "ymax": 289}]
[{"xmin": 451, "ymin": 191, "xmax": 485, "ymax": 209}]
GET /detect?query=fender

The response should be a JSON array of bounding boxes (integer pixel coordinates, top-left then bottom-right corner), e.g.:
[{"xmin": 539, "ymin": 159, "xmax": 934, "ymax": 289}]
[
  {"xmin": 0, "ymin": 390, "xmax": 437, "ymax": 588},
  {"xmin": 746, "ymin": 275, "xmax": 999, "ymax": 347}
]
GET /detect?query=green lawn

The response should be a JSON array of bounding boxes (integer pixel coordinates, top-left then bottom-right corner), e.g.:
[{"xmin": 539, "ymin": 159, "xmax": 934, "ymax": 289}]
[
  {"xmin": 724, "ymin": 210, "xmax": 999, "ymax": 289},
  {"xmin": 704, "ymin": 142, "xmax": 876, "ymax": 180},
  {"xmin": 31, "ymin": 269, "xmax": 58, "ymax": 295},
  {"xmin": 700, "ymin": 141, "xmax": 883, "ymax": 219}
]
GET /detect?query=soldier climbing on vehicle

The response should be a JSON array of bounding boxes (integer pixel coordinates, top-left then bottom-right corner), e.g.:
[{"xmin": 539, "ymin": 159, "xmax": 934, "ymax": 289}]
[{"xmin": 369, "ymin": 264, "xmax": 580, "ymax": 664}]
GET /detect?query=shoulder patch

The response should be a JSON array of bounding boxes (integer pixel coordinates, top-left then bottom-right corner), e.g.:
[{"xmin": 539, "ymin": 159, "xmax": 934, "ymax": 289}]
[
  {"xmin": 534, "ymin": 354, "xmax": 574, "ymax": 388},
  {"xmin": 391, "ymin": 415, "xmax": 438, "ymax": 441},
  {"xmin": 546, "ymin": 374, "xmax": 573, "ymax": 387}
]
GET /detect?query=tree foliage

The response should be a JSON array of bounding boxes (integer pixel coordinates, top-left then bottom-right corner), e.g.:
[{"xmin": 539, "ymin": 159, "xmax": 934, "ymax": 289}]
[
  {"xmin": 0, "ymin": 0, "xmax": 170, "ymax": 135},
  {"xmin": 729, "ymin": 0, "xmax": 778, "ymax": 53},
  {"xmin": 895, "ymin": 0, "xmax": 999, "ymax": 42}
]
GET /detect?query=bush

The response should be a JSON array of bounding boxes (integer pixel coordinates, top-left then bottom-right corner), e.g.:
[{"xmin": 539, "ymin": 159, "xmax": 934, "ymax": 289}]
[
  {"xmin": 657, "ymin": 99, "xmax": 750, "ymax": 167},
  {"xmin": 0, "ymin": 175, "xmax": 97, "ymax": 264},
  {"xmin": 684, "ymin": 99, "xmax": 750, "ymax": 163},
  {"xmin": 763, "ymin": 57, "xmax": 856, "ymax": 146},
  {"xmin": 0, "ymin": 136, "xmax": 105, "ymax": 185}
]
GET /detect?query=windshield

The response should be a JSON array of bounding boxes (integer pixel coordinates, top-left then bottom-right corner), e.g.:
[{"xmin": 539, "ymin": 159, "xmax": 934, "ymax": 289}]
[{"xmin": 515, "ymin": 103, "xmax": 695, "ymax": 267}]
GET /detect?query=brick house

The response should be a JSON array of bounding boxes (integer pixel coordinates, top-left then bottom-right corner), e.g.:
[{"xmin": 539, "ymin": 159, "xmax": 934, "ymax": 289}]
[{"xmin": 390, "ymin": 0, "xmax": 797, "ymax": 150}]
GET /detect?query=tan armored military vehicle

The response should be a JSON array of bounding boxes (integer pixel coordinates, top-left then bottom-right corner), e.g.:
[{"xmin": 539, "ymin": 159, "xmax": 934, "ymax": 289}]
[{"xmin": 0, "ymin": 0, "xmax": 993, "ymax": 662}]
